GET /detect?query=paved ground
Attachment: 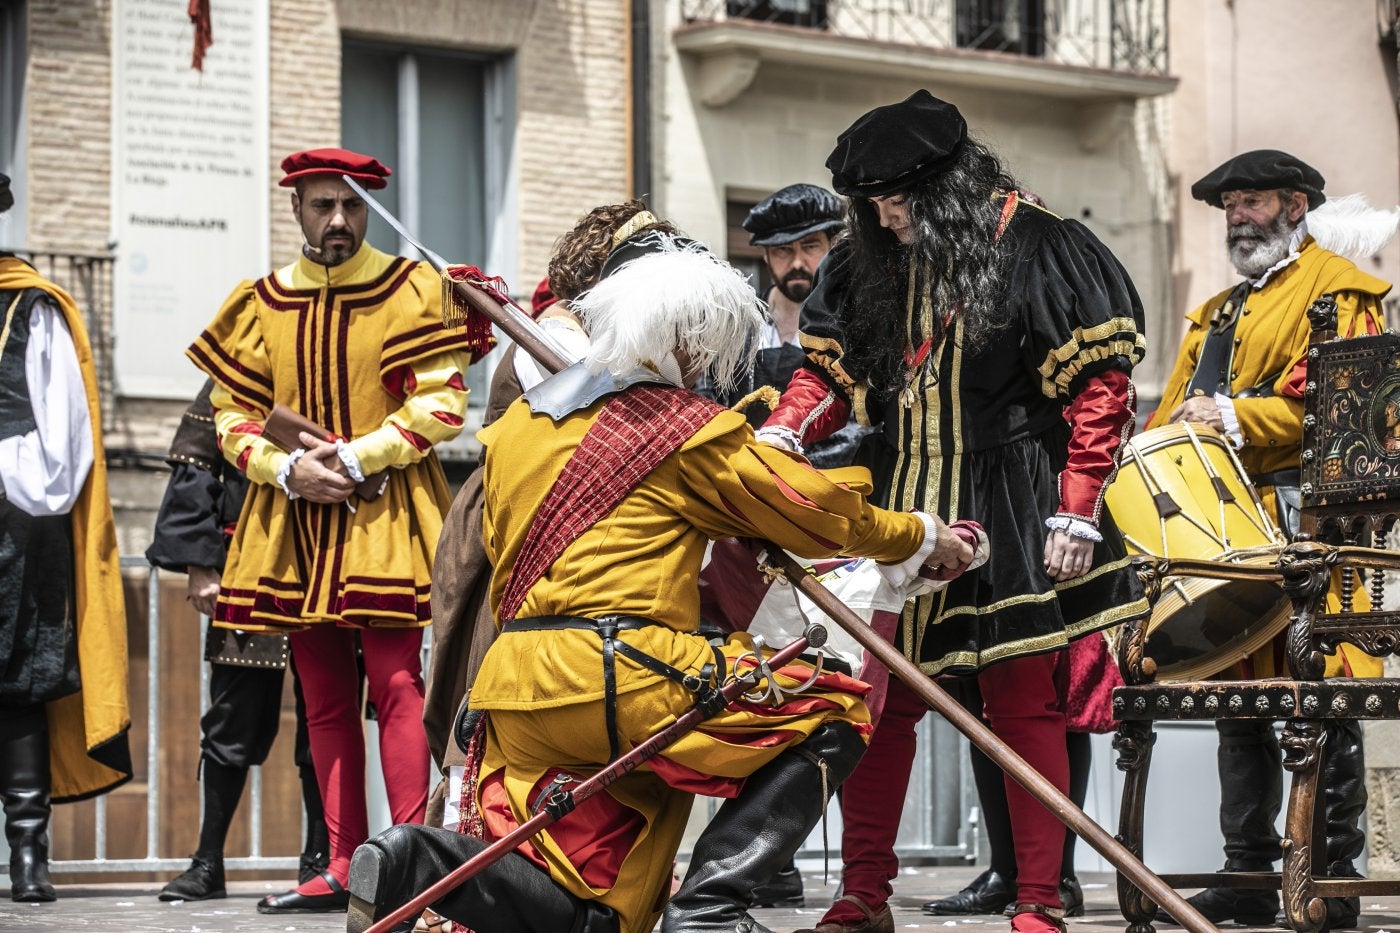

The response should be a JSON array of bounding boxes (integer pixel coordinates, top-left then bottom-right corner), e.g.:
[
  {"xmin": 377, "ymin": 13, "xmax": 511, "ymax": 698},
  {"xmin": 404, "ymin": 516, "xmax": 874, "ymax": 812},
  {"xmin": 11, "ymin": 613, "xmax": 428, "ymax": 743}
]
[{"xmin": 5, "ymin": 864, "xmax": 1400, "ymax": 932}]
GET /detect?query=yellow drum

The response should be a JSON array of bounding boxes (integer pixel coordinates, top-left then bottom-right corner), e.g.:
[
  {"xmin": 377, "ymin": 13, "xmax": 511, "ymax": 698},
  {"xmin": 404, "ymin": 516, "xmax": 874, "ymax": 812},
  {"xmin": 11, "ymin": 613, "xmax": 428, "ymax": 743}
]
[{"xmin": 1105, "ymin": 423, "xmax": 1290, "ymax": 681}]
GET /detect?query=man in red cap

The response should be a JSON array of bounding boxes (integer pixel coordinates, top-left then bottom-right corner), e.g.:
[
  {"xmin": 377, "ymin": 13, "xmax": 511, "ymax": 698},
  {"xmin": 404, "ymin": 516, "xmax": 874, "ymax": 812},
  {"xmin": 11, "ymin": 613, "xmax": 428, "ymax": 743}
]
[{"xmin": 186, "ymin": 147, "xmax": 494, "ymax": 915}]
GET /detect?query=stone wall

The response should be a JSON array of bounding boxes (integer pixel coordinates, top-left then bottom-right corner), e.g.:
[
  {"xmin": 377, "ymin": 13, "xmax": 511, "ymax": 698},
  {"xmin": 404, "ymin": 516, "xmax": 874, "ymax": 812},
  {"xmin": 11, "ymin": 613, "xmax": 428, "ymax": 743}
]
[{"xmin": 20, "ymin": 0, "xmax": 633, "ymax": 553}]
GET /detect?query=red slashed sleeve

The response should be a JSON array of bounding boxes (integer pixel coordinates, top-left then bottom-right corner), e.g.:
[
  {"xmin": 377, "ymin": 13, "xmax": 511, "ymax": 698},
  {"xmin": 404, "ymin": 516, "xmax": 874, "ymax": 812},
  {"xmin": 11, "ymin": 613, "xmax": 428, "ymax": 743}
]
[{"xmin": 1057, "ymin": 368, "xmax": 1136, "ymax": 524}]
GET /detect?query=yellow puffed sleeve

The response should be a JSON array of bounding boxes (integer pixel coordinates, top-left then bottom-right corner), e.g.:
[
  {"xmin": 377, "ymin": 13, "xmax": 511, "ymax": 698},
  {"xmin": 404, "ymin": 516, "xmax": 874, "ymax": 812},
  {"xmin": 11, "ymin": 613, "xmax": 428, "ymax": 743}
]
[
  {"xmin": 676, "ymin": 413, "xmax": 925, "ymax": 563},
  {"xmin": 209, "ymin": 381, "xmax": 287, "ymax": 486},
  {"xmin": 347, "ymin": 348, "xmax": 471, "ymax": 476}
]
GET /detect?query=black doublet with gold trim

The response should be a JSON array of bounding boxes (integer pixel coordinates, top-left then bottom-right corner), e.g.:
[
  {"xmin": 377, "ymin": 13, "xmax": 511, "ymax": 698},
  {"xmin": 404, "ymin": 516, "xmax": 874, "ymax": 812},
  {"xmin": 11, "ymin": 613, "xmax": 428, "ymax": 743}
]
[{"xmin": 797, "ymin": 197, "xmax": 1149, "ymax": 675}]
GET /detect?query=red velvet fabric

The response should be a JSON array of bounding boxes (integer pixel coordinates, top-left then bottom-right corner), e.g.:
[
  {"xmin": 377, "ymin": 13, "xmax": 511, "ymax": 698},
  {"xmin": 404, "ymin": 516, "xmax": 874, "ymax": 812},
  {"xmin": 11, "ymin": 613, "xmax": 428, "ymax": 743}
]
[
  {"xmin": 1057, "ymin": 368, "xmax": 1135, "ymax": 522},
  {"xmin": 288, "ymin": 624, "xmax": 429, "ymax": 890},
  {"xmin": 1056, "ymin": 633, "xmax": 1123, "ymax": 734},
  {"xmin": 761, "ymin": 366, "xmax": 851, "ymax": 448},
  {"xmin": 278, "ymin": 148, "xmax": 391, "ymax": 190},
  {"xmin": 820, "ymin": 652, "xmax": 1068, "ymax": 926}
]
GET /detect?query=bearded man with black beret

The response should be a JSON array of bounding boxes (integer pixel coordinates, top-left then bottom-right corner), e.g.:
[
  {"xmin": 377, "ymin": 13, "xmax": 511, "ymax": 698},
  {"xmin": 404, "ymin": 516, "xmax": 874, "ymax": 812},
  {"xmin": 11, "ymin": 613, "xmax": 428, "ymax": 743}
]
[
  {"xmin": 760, "ymin": 90, "xmax": 1149, "ymax": 933},
  {"xmin": 1147, "ymin": 150, "xmax": 1390, "ymax": 931}
]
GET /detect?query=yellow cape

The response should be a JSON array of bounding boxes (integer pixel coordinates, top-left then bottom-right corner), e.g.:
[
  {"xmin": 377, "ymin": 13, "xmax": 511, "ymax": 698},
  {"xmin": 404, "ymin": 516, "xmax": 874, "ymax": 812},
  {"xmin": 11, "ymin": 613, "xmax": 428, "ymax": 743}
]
[{"xmin": 0, "ymin": 256, "xmax": 131, "ymax": 802}]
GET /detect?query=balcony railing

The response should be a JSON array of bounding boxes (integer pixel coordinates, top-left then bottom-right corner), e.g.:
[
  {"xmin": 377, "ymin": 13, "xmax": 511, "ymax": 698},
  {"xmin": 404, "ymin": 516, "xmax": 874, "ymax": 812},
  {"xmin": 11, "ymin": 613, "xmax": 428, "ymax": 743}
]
[
  {"xmin": 2, "ymin": 248, "xmax": 117, "ymax": 422},
  {"xmin": 681, "ymin": 0, "xmax": 1170, "ymax": 76}
]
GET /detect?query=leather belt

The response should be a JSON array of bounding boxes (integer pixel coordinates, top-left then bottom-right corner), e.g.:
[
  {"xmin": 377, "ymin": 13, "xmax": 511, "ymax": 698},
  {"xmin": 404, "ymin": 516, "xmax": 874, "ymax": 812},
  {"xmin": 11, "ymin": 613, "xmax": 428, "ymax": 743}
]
[
  {"xmin": 1253, "ymin": 468, "xmax": 1300, "ymax": 489},
  {"xmin": 502, "ymin": 614, "xmax": 726, "ymax": 762}
]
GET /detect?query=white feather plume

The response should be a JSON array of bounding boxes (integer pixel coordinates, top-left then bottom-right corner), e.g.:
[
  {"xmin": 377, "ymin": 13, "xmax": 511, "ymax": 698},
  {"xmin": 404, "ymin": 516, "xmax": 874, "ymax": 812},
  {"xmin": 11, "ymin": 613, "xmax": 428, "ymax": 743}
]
[
  {"xmin": 1307, "ymin": 193, "xmax": 1400, "ymax": 261},
  {"xmin": 573, "ymin": 238, "xmax": 765, "ymax": 393}
]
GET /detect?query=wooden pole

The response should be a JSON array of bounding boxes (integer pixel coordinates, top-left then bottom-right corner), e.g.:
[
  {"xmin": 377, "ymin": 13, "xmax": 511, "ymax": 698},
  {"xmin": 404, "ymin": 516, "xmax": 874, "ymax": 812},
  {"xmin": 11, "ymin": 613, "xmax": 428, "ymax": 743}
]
[{"xmin": 430, "ymin": 267, "xmax": 1216, "ymax": 933}]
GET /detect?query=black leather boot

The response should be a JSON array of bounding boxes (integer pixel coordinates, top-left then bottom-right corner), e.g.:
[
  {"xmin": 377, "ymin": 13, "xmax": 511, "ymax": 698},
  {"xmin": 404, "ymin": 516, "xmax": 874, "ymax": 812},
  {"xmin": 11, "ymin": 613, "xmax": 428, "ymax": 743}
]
[
  {"xmin": 2, "ymin": 706, "xmax": 56, "ymax": 903},
  {"xmin": 662, "ymin": 720, "xmax": 866, "ymax": 933},
  {"xmin": 1320, "ymin": 720, "xmax": 1366, "ymax": 932},
  {"xmin": 345, "ymin": 823, "xmax": 618, "ymax": 933},
  {"xmin": 750, "ymin": 857, "xmax": 804, "ymax": 908},
  {"xmin": 1157, "ymin": 720, "xmax": 1281, "ymax": 926}
]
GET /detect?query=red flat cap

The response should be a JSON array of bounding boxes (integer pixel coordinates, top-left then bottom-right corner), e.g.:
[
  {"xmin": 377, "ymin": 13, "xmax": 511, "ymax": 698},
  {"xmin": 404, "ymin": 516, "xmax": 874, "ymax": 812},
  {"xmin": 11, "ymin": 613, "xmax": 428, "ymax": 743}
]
[
  {"xmin": 530, "ymin": 277, "xmax": 559, "ymax": 319},
  {"xmin": 279, "ymin": 148, "xmax": 391, "ymax": 189}
]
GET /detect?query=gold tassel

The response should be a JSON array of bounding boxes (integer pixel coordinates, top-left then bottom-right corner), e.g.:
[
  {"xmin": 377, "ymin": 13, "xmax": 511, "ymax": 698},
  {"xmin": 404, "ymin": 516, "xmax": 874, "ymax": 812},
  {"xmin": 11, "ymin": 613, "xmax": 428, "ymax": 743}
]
[
  {"xmin": 441, "ymin": 267, "xmax": 471, "ymax": 328},
  {"xmin": 729, "ymin": 385, "xmax": 781, "ymax": 415}
]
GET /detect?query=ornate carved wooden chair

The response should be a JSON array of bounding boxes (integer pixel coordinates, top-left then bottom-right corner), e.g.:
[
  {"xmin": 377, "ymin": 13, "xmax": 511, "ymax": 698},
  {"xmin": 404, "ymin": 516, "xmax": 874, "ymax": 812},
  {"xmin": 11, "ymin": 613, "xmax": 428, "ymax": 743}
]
[{"xmin": 1111, "ymin": 296, "xmax": 1400, "ymax": 933}]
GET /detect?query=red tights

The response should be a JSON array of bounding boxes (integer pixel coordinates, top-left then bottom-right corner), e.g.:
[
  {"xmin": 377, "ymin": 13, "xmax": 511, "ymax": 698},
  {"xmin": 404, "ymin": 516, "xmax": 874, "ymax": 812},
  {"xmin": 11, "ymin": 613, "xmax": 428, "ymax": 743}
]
[
  {"xmin": 289, "ymin": 625, "xmax": 429, "ymax": 892},
  {"xmin": 824, "ymin": 652, "xmax": 1068, "ymax": 924}
]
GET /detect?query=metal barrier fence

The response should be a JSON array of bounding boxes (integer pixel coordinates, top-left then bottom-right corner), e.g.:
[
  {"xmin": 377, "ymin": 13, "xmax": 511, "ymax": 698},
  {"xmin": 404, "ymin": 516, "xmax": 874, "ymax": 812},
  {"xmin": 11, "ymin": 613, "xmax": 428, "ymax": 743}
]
[
  {"xmin": 26, "ymin": 558, "xmax": 299, "ymax": 877},
  {"xmin": 3, "ymin": 557, "xmax": 979, "ymax": 877}
]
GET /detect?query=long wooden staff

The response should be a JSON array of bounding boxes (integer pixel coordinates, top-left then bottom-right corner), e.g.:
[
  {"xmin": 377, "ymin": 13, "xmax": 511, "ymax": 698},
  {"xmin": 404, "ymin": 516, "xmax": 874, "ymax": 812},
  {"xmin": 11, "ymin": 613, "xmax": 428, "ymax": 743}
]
[
  {"xmin": 343, "ymin": 177, "xmax": 1215, "ymax": 933},
  {"xmin": 443, "ymin": 275, "xmax": 1212, "ymax": 933}
]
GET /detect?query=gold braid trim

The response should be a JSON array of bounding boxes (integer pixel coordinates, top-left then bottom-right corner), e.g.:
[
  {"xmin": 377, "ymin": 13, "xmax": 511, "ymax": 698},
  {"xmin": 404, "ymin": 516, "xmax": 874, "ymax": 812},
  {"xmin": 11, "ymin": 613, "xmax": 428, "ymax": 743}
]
[
  {"xmin": 1037, "ymin": 316, "xmax": 1146, "ymax": 399},
  {"xmin": 729, "ymin": 386, "xmax": 781, "ymax": 415},
  {"xmin": 441, "ymin": 267, "xmax": 470, "ymax": 328}
]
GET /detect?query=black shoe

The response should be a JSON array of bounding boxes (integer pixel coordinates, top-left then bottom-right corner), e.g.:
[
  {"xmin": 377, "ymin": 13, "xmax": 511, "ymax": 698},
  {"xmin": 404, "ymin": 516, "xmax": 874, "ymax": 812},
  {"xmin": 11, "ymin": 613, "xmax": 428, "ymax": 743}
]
[
  {"xmin": 158, "ymin": 856, "xmax": 226, "ymax": 901},
  {"xmin": 923, "ymin": 868, "xmax": 1015, "ymax": 916},
  {"xmin": 1153, "ymin": 885, "xmax": 1279, "ymax": 926},
  {"xmin": 1059, "ymin": 876, "xmax": 1084, "ymax": 919},
  {"xmin": 751, "ymin": 865, "xmax": 805, "ymax": 908},
  {"xmin": 256, "ymin": 869, "xmax": 351, "ymax": 914},
  {"xmin": 1321, "ymin": 896, "xmax": 1360, "ymax": 932}
]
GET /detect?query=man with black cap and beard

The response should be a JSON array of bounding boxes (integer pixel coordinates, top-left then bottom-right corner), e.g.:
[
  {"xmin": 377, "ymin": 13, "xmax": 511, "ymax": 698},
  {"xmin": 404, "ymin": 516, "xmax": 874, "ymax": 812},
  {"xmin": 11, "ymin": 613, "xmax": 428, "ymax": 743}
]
[
  {"xmin": 707, "ymin": 184, "xmax": 864, "ymax": 472},
  {"xmin": 1146, "ymin": 150, "xmax": 1390, "ymax": 931},
  {"xmin": 759, "ymin": 90, "xmax": 1150, "ymax": 933}
]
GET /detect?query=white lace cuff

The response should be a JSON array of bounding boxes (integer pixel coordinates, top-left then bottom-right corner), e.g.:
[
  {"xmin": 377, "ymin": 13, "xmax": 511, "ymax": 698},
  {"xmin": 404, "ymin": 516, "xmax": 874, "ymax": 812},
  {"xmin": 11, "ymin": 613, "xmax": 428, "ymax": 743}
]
[
  {"xmin": 755, "ymin": 425, "xmax": 804, "ymax": 454},
  {"xmin": 1214, "ymin": 392, "xmax": 1243, "ymax": 448},
  {"xmin": 1045, "ymin": 515, "xmax": 1103, "ymax": 543},
  {"xmin": 277, "ymin": 448, "xmax": 306, "ymax": 499},
  {"xmin": 335, "ymin": 439, "xmax": 366, "ymax": 482}
]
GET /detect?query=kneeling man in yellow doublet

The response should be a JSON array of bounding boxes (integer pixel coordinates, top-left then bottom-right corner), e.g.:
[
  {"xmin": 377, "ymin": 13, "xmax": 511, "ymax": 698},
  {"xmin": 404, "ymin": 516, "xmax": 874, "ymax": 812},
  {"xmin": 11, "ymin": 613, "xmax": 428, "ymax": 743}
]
[{"xmin": 345, "ymin": 225, "xmax": 974, "ymax": 933}]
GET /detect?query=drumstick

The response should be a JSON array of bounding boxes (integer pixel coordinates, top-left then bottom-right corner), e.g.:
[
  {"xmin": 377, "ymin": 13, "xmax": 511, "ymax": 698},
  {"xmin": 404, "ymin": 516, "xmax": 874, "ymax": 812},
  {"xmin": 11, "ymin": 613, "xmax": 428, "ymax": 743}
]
[
  {"xmin": 1216, "ymin": 427, "xmax": 1288, "ymax": 545},
  {"xmin": 1131, "ymin": 439, "xmax": 1230, "ymax": 552},
  {"xmin": 1180, "ymin": 424, "xmax": 1240, "ymax": 545}
]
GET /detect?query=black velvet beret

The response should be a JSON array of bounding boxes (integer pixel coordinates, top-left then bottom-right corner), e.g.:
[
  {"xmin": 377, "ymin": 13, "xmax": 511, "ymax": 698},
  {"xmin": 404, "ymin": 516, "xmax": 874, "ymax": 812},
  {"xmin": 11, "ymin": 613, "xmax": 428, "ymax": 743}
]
[
  {"xmin": 0, "ymin": 173, "xmax": 11, "ymax": 215},
  {"xmin": 1191, "ymin": 149, "xmax": 1326, "ymax": 210},
  {"xmin": 743, "ymin": 184, "xmax": 845, "ymax": 247},
  {"xmin": 826, "ymin": 90, "xmax": 967, "ymax": 198}
]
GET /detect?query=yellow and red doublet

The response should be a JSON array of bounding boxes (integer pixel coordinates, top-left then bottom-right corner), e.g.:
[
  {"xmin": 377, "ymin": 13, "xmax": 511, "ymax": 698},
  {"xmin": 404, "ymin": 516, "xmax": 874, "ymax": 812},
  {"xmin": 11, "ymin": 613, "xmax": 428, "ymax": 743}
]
[
  {"xmin": 467, "ymin": 390, "xmax": 924, "ymax": 933},
  {"xmin": 188, "ymin": 242, "xmax": 484, "ymax": 632}
]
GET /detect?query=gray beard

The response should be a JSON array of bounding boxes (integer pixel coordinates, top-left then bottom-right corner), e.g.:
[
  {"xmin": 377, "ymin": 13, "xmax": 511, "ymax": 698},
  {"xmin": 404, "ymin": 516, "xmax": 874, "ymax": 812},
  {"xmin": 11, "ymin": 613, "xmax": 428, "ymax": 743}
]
[{"xmin": 1227, "ymin": 216, "xmax": 1296, "ymax": 280}]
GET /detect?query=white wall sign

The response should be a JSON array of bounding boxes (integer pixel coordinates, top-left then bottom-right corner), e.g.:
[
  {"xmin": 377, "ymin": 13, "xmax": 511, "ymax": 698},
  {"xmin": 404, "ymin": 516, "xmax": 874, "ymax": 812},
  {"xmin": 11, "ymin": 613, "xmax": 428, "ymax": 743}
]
[{"xmin": 112, "ymin": 0, "xmax": 269, "ymax": 399}]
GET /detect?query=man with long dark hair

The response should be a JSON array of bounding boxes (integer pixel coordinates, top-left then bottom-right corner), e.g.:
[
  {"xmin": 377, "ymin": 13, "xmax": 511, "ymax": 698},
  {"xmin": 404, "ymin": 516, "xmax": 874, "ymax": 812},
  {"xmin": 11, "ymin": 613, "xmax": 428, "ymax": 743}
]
[{"xmin": 761, "ymin": 90, "xmax": 1149, "ymax": 933}]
